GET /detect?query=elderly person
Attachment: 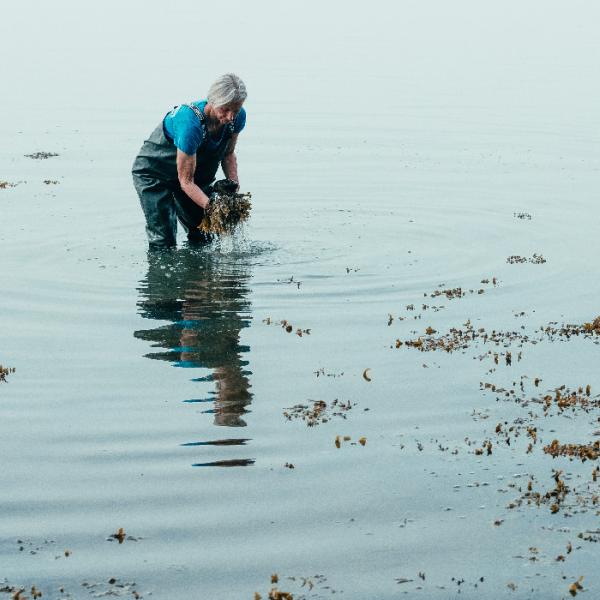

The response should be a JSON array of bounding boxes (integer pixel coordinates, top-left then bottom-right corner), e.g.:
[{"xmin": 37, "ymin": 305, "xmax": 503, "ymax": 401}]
[{"xmin": 132, "ymin": 73, "xmax": 247, "ymax": 249}]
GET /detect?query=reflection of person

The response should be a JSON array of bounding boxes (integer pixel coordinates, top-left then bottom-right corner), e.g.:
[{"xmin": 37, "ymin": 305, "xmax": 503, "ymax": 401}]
[
  {"xmin": 132, "ymin": 73, "xmax": 247, "ymax": 249},
  {"xmin": 134, "ymin": 250, "xmax": 252, "ymax": 426}
]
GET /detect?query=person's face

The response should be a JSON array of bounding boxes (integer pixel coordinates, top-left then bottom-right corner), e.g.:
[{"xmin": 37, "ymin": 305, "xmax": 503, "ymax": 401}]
[{"xmin": 213, "ymin": 101, "xmax": 243, "ymax": 125}]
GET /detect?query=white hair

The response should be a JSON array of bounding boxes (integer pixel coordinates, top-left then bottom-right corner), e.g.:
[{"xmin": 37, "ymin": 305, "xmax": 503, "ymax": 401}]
[{"xmin": 207, "ymin": 73, "xmax": 247, "ymax": 107}]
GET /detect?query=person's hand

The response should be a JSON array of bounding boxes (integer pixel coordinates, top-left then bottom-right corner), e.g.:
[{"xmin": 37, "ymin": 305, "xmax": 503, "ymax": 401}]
[{"xmin": 214, "ymin": 178, "xmax": 239, "ymax": 194}]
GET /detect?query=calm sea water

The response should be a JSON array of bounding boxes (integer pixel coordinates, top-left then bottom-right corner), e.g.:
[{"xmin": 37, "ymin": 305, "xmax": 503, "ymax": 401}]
[{"xmin": 1, "ymin": 1, "xmax": 600, "ymax": 598}]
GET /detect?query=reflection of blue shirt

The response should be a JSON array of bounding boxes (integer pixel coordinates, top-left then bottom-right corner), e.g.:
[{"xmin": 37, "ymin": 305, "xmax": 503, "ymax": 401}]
[{"xmin": 163, "ymin": 100, "xmax": 246, "ymax": 156}]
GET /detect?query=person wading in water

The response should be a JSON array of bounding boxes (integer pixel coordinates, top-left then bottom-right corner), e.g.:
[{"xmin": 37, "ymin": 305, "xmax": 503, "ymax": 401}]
[{"xmin": 132, "ymin": 73, "xmax": 247, "ymax": 249}]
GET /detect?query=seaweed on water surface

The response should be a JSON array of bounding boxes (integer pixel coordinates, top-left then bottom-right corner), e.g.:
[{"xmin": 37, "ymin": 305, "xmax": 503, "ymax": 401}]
[
  {"xmin": 24, "ymin": 151, "xmax": 59, "ymax": 159},
  {"xmin": 0, "ymin": 365, "xmax": 15, "ymax": 383}
]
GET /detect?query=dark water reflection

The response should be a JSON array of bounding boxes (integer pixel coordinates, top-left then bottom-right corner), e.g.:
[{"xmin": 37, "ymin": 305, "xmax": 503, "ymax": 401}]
[{"xmin": 134, "ymin": 248, "xmax": 254, "ymax": 465}]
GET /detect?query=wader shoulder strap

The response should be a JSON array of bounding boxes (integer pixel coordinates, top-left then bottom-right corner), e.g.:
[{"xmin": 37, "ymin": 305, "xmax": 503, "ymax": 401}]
[
  {"xmin": 185, "ymin": 103, "xmax": 236, "ymax": 136},
  {"xmin": 184, "ymin": 103, "xmax": 206, "ymax": 124},
  {"xmin": 183, "ymin": 103, "xmax": 209, "ymax": 150}
]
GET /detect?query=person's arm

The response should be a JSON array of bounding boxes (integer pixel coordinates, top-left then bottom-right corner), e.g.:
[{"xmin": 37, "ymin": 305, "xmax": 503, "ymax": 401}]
[
  {"xmin": 176, "ymin": 150, "xmax": 211, "ymax": 209},
  {"xmin": 221, "ymin": 134, "xmax": 240, "ymax": 191}
]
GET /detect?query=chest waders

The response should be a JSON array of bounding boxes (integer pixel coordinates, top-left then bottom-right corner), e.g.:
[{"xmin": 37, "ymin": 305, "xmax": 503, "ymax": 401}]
[{"xmin": 132, "ymin": 104, "xmax": 235, "ymax": 249}]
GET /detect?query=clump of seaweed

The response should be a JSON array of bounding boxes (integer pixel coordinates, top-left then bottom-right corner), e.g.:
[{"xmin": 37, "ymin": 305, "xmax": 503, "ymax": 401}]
[
  {"xmin": 254, "ymin": 573, "xmax": 328, "ymax": 600},
  {"xmin": 541, "ymin": 386, "xmax": 599, "ymax": 415},
  {"xmin": 106, "ymin": 527, "xmax": 139, "ymax": 543},
  {"xmin": 1, "ymin": 365, "xmax": 15, "ymax": 383},
  {"xmin": 284, "ymin": 398, "xmax": 354, "ymax": 426},
  {"xmin": 569, "ymin": 577, "xmax": 584, "ymax": 597},
  {"xmin": 0, "ymin": 181, "xmax": 20, "ymax": 189},
  {"xmin": 255, "ymin": 574, "xmax": 331, "ymax": 599},
  {"xmin": 429, "ymin": 286, "xmax": 466, "ymax": 300},
  {"xmin": 425, "ymin": 277, "xmax": 498, "ymax": 301},
  {"xmin": 1, "ymin": 585, "xmax": 43, "ymax": 599},
  {"xmin": 507, "ymin": 470, "xmax": 570, "ymax": 514},
  {"xmin": 507, "ymin": 253, "xmax": 546, "ymax": 264},
  {"xmin": 543, "ymin": 439, "xmax": 600, "ymax": 462},
  {"xmin": 24, "ymin": 152, "xmax": 59, "ymax": 159},
  {"xmin": 198, "ymin": 179, "xmax": 251, "ymax": 235},
  {"xmin": 582, "ymin": 316, "xmax": 600, "ymax": 334}
]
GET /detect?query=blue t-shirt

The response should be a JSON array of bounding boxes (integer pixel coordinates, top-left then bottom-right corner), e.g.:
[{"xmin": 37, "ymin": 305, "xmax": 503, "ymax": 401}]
[{"xmin": 163, "ymin": 100, "xmax": 246, "ymax": 156}]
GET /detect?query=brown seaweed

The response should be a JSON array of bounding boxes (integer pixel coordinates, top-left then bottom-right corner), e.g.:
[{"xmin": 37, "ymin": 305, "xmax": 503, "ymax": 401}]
[
  {"xmin": 198, "ymin": 191, "xmax": 252, "ymax": 235},
  {"xmin": 24, "ymin": 151, "xmax": 59, "ymax": 159},
  {"xmin": 0, "ymin": 365, "xmax": 15, "ymax": 383}
]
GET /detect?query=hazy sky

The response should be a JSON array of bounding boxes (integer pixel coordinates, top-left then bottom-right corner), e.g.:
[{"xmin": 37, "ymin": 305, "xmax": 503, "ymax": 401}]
[{"xmin": 1, "ymin": 0, "xmax": 598, "ymax": 128}]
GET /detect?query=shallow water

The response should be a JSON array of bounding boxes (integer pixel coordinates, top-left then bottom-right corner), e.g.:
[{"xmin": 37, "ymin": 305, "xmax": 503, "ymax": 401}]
[{"xmin": 2, "ymin": 1, "xmax": 600, "ymax": 598}]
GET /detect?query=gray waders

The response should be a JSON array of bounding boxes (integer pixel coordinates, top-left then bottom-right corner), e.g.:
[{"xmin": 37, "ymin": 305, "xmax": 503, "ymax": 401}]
[{"xmin": 132, "ymin": 104, "xmax": 234, "ymax": 249}]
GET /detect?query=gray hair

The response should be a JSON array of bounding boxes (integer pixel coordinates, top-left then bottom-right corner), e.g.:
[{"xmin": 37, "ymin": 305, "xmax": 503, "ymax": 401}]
[{"xmin": 207, "ymin": 73, "xmax": 247, "ymax": 107}]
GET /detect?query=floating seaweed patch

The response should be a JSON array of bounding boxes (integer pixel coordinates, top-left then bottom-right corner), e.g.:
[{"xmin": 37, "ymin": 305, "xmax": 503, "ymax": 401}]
[
  {"xmin": 283, "ymin": 398, "xmax": 355, "ymax": 426},
  {"xmin": 0, "ymin": 365, "xmax": 15, "ymax": 383},
  {"xmin": 314, "ymin": 367, "xmax": 344, "ymax": 378},
  {"xmin": 263, "ymin": 318, "xmax": 310, "ymax": 336},
  {"xmin": 507, "ymin": 255, "xmax": 527, "ymax": 264},
  {"xmin": 334, "ymin": 435, "xmax": 365, "ymax": 448},
  {"xmin": 395, "ymin": 304, "xmax": 447, "ymax": 320},
  {"xmin": 582, "ymin": 317, "xmax": 600, "ymax": 334},
  {"xmin": 429, "ymin": 286, "xmax": 466, "ymax": 300},
  {"xmin": 106, "ymin": 527, "xmax": 139, "ymax": 544},
  {"xmin": 79, "ymin": 578, "xmax": 143, "ymax": 598},
  {"xmin": 255, "ymin": 573, "xmax": 330, "ymax": 599},
  {"xmin": 541, "ymin": 386, "xmax": 600, "ymax": 415},
  {"xmin": 0, "ymin": 181, "xmax": 21, "ymax": 189},
  {"xmin": 109, "ymin": 528, "xmax": 126, "ymax": 544},
  {"xmin": 507, "ymin": 470, "xmax": 570, "ymax": 514},
  {"xmin": 399, "ymin": 314, "xmax": 600, "ymax": 355},
  {"xmin": 24, "ymin": 151, "xmax": 59, "ymax": 159},
  {"xmin": 479, "ymin": 379, "xmax": 600, "ymax": 456},
  {"xmin": 578, "ymin": 530, "xmax": 600, "ymax": 543},
  {"xmin": 507, "ymin": 253, "xmax": 546, "ymax": 264},
  {"xmin": 473, "ymin": 440, "xmax": 493, "ymax": 456},
  {"xmin": 424, "ymin": 277, "xmax": 498, "ymax": 301},
  {"xmin": 543, "ymin": 439, "xmax": 600, "ymax": 462},
  {"xmin": 0, "ymin": 585, "xmax": 43, "ymax": 599},
  {"xmin": 569, "ymin": 577, "xmax": 584, "ymax": 596}
]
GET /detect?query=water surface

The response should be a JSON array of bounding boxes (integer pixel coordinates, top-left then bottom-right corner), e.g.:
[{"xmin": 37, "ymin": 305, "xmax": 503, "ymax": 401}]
[{"xmin": 1, "ymin": 1, "xmax": 600, "ymax": 598}]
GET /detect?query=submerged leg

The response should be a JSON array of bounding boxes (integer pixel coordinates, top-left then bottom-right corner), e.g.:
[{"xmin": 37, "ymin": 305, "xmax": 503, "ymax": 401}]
[
  {"xmin": 133, "ymin": 174, "xmax": 178, "ymax": 249},
  {"xmin": 172, "ymin": 188, "xmax": 214, "ymax": 246}
]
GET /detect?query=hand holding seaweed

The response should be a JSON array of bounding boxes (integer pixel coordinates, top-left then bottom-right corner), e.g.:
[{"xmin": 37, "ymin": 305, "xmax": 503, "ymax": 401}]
[{"xmin": 198, "ymin": 179, "xmax": 252, "ymax": 235}]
